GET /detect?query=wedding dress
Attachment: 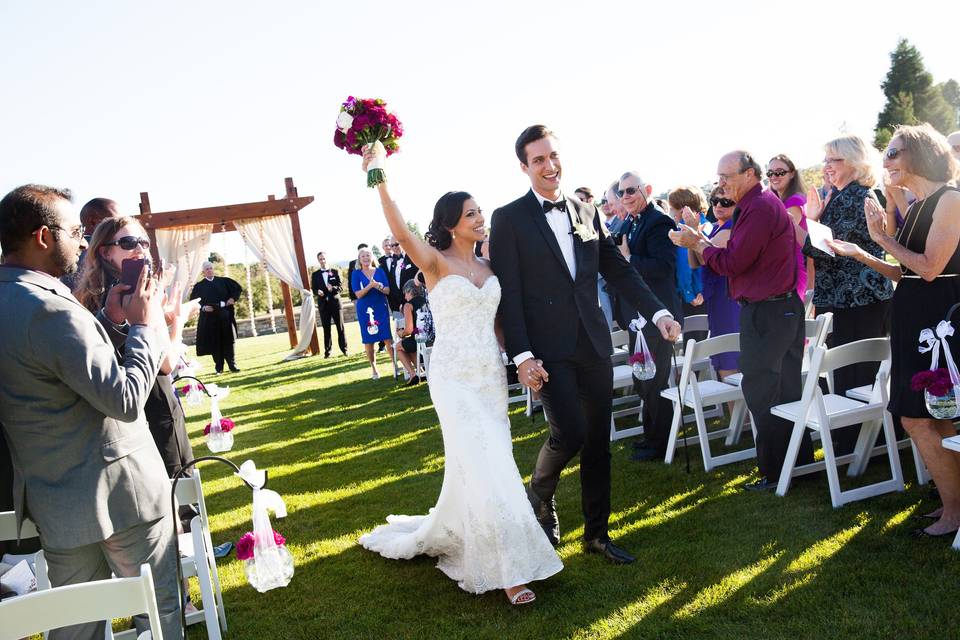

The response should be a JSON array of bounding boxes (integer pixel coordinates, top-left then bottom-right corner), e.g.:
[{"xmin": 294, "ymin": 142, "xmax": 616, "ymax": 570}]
[{"xmin": 358, "ymin": 274, "xmax": 563, "ymax": 593}]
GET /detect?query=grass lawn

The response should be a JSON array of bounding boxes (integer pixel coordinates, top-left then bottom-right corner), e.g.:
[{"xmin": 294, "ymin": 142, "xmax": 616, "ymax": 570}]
[{"xmin": 178, "ymin": 328, "xmax": 959, "ymax": 640}]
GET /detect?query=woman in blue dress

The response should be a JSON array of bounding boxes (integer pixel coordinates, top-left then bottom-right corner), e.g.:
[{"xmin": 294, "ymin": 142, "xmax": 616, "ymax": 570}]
[{"xmin": 352, "ymin": 247, "xmax": 395, "ymax": 379}]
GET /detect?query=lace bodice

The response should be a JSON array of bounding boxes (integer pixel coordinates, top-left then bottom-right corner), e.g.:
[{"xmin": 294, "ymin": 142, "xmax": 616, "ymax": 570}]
[{"xmin": 427, "ymin": 275, "xmax": 503, "ymax": 384}]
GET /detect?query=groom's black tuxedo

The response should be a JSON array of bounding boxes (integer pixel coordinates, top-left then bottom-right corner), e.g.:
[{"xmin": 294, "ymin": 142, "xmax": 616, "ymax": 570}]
[
  {"xmin": 491, "ymin": 191, "xmax": 666, "ymax": 362},
  {"xmin": 490, "ymin": 189, "xmax": 669, "ymax": 543}
]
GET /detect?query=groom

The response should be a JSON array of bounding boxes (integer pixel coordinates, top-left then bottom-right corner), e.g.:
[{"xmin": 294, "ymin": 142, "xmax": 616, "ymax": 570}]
[{"xmin": 490, "ymin": 125, "xmax": 681, "ymax": 564}]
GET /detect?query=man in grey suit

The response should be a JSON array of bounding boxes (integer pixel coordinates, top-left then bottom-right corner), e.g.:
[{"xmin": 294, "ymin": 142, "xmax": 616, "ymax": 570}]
[{"xmin": 0, "ymin": 185, "xmax": 181, "ymax": 639}]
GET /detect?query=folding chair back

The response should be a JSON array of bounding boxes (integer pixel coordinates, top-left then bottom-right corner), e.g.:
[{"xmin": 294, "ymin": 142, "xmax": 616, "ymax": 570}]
[
  {"xmin": 0, "ymin": 564, "xmax": 162, "ymax": 640},
  {"xmin": 682, "ymin": 314, "xmax": 710, "ymax": 335},
  {"xmin": 0, "ymin": 511, "xmax": 39, "ymax": 542}
]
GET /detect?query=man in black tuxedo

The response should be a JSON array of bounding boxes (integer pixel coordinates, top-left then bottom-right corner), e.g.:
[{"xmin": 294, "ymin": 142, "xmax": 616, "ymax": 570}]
[
  {"xmin": 386, "ymin": 244, "xmax": 418, "ymax": 334},
  {"xmin": 490, "ymin": 125, "xmax": 681, "ymax": 565},
  {"xmin": 311, "ymin": 251, "xmax": 347, "ymax": 358},
  {"xmin": 617, "ymin": 172, "xmax": 683, "ymax": 462}
]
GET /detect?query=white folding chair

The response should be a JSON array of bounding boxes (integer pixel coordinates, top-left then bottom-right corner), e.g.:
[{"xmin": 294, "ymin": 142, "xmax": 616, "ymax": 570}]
[
  {"xmin": 169, "ymin": 470, "xmax": 226, "ymax": 640},
  {"xmin": 942, "ymin": 435, "xmax": 960, "ymax": 551},
  {"xmin": 111, "ymin": 471, "xmax": 227, "ymax": 639},
  {"xmin": 415, "ymin": 342, "xmax": 432, "ymax": 379},
  {"xmin": 0, "ymin": 563, "xmax": 162, "ymax": 640},
  {"xmin": 723, "ymin": 313, "xmax": 833, "ymax": 388},
  {"xmin": 660, "ymin": 333, "xmax": 754, "ymax": 470},
  {"xmin": 773, "ymin": 338, "xmax": 905, "ymax": 507},
  {"xmin": 804, "ymin": 288, "xmax": 815, "ymax": 317},
  {"xmin": 844, "ymin": 361, "xmax": 934, "ymax": 485},
  {"xmin": 610, "ymin": 329, "xmax": 644, "ymax": 440},
  {"xmin": 0, "ymin": 510, "xmax": 39, "ymax": 543}
]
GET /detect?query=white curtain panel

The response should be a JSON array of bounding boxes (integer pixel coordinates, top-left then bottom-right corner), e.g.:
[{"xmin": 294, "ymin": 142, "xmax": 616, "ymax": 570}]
[
  {"xmin": 234, "ymin": 215, "xmax": 316, "ymax": 359},
  {"xmin": 155, "ymin": 225, "xmax": 212, "ymax": 301}
]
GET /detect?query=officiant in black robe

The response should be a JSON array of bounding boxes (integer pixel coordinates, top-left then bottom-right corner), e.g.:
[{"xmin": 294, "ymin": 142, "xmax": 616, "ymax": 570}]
[{"xmin": 191, "ymin": 261, "xmax": 243, "ymax": 373}]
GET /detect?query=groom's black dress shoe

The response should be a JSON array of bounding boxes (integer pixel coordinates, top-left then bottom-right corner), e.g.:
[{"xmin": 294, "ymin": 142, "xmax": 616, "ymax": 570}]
[
  {"xmin": 630, "ymin": 446, "xmax": 665, "ymax": 462},
  {"xmin": 526, "ymin": 486, "xmax": 559, "ymax": 547},
  {"xmin": 583, "ymin": 539, "xmax": 635, "ymax": 564}
]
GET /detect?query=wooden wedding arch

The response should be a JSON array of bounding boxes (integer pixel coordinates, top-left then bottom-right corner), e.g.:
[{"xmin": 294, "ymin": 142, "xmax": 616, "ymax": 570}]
[{"xmin": 139, "ymin": 177, "xmax": 321, "ymax": 356}]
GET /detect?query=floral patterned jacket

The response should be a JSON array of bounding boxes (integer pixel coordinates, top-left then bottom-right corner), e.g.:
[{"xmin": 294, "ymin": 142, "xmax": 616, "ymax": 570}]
[{"xmin": 802, "ymin": 181, "xmax": 894, "ymax": 308}]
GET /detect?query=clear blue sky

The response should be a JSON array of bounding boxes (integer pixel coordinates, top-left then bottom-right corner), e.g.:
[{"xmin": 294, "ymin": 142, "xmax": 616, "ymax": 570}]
[{"xmin": 2, "ymin": 1, "xmax": 957, "ymax": 265}]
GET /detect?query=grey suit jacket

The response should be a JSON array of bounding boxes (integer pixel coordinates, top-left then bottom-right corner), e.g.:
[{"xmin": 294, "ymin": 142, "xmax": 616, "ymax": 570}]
[{"xmin": 0, "ymin": 266, "xmax": 168, "ymax": 548}]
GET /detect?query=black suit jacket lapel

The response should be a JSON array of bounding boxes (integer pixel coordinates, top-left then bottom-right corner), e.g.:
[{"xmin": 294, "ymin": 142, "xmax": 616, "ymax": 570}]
[{"xmin": 525, "ymin": 190, "xmax": 573, "ymax": 282}]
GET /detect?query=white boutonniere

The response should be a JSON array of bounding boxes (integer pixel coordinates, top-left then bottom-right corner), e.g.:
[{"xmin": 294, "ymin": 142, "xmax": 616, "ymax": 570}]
[{"xmin": 567, "ymin": 206, "xmax": 599, "ymax": 242}]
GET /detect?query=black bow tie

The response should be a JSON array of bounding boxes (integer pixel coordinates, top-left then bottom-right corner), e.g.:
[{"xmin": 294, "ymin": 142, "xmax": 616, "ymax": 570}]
[{"xmin": 543, "ymin": 200, "xmax": 567, "ymax": 213}]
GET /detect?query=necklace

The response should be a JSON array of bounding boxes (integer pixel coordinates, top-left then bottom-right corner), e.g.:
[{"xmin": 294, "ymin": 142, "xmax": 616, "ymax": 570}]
[{"xmin": 897, "ymin": 185, "xmax": 946, "ymax": 274}]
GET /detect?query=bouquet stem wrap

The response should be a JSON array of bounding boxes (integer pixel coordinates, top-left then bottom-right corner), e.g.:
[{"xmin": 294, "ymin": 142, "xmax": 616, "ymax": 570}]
[{"xmin": 365, "ymin": 140, "xmax": 387, "ymax": 188}]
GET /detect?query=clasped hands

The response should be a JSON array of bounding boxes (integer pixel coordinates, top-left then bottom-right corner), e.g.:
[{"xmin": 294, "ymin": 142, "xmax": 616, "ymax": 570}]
[{"xmin": 668, "ymin": 206, "xmax": 708, "ymax": 250}]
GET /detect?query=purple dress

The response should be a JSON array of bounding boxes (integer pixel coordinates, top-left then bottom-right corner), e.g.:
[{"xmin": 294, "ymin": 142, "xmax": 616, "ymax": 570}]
[
  {"xmin": 700, "ymin": 220, "xmax": 740, "ymax": 371},
  {"xmin": 782, "ymin": 193, "xmax": 808, "ymax": 299}
]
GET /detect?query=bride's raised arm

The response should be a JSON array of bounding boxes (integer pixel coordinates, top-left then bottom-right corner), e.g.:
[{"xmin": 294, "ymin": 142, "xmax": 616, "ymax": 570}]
[{"xmin": 363, "ymin": 148, "xmax": 441, "ymax": 277}]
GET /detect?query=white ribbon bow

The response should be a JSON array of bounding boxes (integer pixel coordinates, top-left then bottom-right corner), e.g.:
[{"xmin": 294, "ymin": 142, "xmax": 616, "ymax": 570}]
[
  {"xmin": 918, "ymin": 320, "xmax": 960, "ymax": 384},
  {"xmin": 237, "ymin": 459, "xmax": 288, "ymax": 518}
]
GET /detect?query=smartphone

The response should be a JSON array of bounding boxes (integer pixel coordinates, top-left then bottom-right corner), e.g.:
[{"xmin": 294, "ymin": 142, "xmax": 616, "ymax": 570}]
[{"xmin": 120, "ymin": 258, "xmax": 150, "ymax": 289}]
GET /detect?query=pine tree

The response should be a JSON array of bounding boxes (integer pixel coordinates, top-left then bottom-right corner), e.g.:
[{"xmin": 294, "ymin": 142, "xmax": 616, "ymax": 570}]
[{"xmin": 874, "ymin": 39, "xmax": 958, "ymax": 148}]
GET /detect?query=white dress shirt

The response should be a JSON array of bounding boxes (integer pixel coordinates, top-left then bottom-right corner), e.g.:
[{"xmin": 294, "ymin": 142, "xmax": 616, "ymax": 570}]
[{"xmin": 512, "ymin": 191, "xmax": 672, "ymax": 369}]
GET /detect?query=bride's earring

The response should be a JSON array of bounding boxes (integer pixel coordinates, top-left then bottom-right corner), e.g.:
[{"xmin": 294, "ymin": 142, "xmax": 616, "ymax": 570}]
[{"xmin": 452, "ymin": 231, "xmax": 456, "ymax": 239}]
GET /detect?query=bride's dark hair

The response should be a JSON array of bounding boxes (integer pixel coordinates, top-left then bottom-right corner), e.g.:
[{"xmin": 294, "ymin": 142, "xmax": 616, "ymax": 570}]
[{"xmin": 426, "ymin": 191, "xmax": 472, "ymax": 250}]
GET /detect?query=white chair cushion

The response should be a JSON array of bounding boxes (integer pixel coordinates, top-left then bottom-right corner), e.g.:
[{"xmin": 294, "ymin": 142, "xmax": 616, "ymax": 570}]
[
  {"xmin": 660, "ymin": 380, "xmax": 741, "ymax": 405},
  {"xmin": 845, "ymin": 385, "xmax": 873, "ymax": 402}
]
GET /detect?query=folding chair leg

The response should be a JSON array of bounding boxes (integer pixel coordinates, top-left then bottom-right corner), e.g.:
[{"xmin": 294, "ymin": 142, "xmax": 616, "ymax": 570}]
[
  {"xmin": 692, "ymin": 399, "xmax": 715, "ymax": 472},
  {"xmin": 881, "ymin": 410, "xmax": 905, "ymax": 492},
  {"xmin": 724, "ymin": 400, "xmax": 747, "ymax": 446},
  {"xmin": 664, "ymin": 400, "xmax": 683, "ymax": 465},
  {"xmin": 819, "ymin": 427, "xmax": 844, "ymax": 508},
  {"xmin": 776, "ymin": 420, "xmax": 810, "ymax": 497},
  {"xmin": 193, "ymin": 528, "xmax": 223, "ymax": 640},
  {"xmin": 847, "ymin": 419, "xmax": 882, "ymax": 477}
]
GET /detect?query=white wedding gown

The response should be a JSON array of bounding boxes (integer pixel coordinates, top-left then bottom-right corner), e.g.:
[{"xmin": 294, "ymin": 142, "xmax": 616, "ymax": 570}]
[{"xmin": 358, "ymin": 274, "xmax": 563, "ymax": 593}]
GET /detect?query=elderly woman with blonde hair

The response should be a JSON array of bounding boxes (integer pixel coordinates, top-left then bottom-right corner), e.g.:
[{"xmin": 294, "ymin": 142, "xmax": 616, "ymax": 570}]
[{"xmin": 801, "ymin": 135, "xmax": 895, "ymax": 454}]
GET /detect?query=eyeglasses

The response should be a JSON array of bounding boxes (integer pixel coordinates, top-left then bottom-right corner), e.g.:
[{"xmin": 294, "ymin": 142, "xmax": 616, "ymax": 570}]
[
  {"xmin": 617, "ymin": 186, "xmax": 643, "ymax": 198},
  {"xmin": 885, "ymin": 147, "xmax": 903, "ymax": 160},
  {"xmin": 45, "ymin": 224, "xmax": 84, "ymax": 241},
  {"xmin": 717, "ymin": 169, "xmax": 747, "ymax": 181},
  {"xmin": 710, "ymin": 197, "xmax": 736, "ymax": 208},
  {"xmin": 823, "ymin": 157, "xmax": 845, "ymax": 165},
  {"xmin": 388, "ymin": 243, "xmax": 400, "ymax": 248},
  {"xmin": 104, "ymin": 236, "xmax": 151, "ymax": 251},
  {"xmin": 766, "ymin": 169, "xmax": 790, "ymax": 178}
]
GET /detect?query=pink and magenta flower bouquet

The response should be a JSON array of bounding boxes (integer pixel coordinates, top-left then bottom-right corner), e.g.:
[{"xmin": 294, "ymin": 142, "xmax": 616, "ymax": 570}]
[
  {"xmin": 333, "ymin": 96, "xmax": 403, "ymax": 187},
  {"xmin": 204, "ymin": 417, "xmax": 235, "ymax": 436},
  {"xmin": 236, "ymin": 530, "xmax": 286, "ymax": 561},
  {"xmin": 910, "ymin": 368, "xmax": 954, "ymax": 397}
]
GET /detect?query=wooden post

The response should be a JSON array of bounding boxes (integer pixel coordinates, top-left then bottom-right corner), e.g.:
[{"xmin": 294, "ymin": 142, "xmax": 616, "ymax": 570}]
[
  {"xmin": 139, "ymin": 192, "xmax": 161, "ymax": 266},
  {"xmin": 286, "ymin": 178, "xmax": 320, "ymax": 356},
  {"xmin": 280, "ymin": 281, "xmax": 298, "ymax": 348}
]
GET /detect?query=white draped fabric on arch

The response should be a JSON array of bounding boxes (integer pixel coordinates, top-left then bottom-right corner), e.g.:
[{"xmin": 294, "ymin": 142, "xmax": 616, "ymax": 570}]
[
  {"xmin": 154, "ymin": 218, "xmax": 316, "ymax": 361},
  {"xmin": 234, "ymin": 216, "xmax": 316, "ymax": 360}
]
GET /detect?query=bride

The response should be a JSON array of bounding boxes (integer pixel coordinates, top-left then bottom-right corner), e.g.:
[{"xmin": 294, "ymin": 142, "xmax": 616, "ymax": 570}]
[{"xmin": 357, "ymin": 149, "xmax": 563, "ymax": 605}]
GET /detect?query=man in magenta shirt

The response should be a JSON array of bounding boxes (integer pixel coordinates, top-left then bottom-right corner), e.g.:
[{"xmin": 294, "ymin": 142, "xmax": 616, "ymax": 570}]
[{"xmin": 670, "ymin": 151, "xmax": 813, "ymax": 491}]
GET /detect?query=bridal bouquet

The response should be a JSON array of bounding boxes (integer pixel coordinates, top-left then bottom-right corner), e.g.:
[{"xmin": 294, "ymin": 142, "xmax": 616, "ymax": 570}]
[{"xmin": 333, "ymin": 96, "xmax": 404, "ymax": 187}]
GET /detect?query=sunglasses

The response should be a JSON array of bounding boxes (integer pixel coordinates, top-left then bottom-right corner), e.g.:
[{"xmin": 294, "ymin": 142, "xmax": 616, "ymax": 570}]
[
  {"xmin": 766, "ymin": 169, "xmax": 790, "ymax": 178},
  {"xmin": 617, "ymin": 186, "xmax": 643, "ymax": 198},
  {"xmin": 104, "ymin": 236, "xmax": 151, "ymax": 251},
  {"xmin": 885, "ymin": 147, "xmax": 902, "ymax": 160},
  {"xmin": 388, "ymin": 243, "xmax": 400, "ymax": 248},
  {"xmin": 710, "ymin": 197, "xmax": 735, "ymax": 208}
]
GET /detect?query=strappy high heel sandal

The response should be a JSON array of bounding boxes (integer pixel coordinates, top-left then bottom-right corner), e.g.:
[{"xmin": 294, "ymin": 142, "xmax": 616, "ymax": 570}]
[{"xmin": 508, "ymin": 588, "xmax": 536, "ymax": 605}]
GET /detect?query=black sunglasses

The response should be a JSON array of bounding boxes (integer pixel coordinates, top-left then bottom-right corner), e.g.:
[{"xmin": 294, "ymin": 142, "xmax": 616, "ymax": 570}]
[
  {"xmin": 885, "ymin": 147, "xmax": 902, "ymax": 160},
  {"xmin": 104, "ymin": 236, "xmax": 151, "ymax": 250},
  {"xmin": 766, "ymin": 169, "xmax": 790, "ymax": 178},
  {"xmin": 710, "ymin": 197, "xmax": 735, "ymax": 208},
  {"xmin": 617, "ymin": 186, "xmax": 643, "ymax": 198}
]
